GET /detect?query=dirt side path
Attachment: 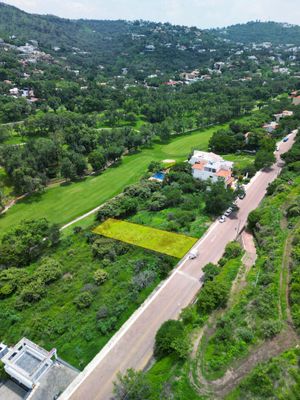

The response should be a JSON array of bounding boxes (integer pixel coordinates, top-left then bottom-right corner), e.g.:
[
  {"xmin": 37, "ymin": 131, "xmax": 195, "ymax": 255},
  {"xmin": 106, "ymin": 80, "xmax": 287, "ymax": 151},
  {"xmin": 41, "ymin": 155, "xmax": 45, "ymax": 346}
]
[
  {"xmin": 190, "ymin": 229, "xmax": 300, "ymax": 399},
  {"xmin": 211, "ymin": 326, "xmax": 299, "ymax": 398}
]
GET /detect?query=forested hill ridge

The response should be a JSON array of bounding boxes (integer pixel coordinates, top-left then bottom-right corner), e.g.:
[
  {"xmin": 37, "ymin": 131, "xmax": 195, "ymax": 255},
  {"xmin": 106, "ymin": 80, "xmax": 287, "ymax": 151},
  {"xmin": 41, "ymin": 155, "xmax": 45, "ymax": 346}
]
[
  {"xmin": 1, "ymin": 2, "xmax": 300, "ymax": 77},
  {"xmin": 0, "ymin": 2, "xmax": 222, "ymax": 75},
  {"xmin": 217, "ymin": 21, "xmax": 300, "ymax": 46}
]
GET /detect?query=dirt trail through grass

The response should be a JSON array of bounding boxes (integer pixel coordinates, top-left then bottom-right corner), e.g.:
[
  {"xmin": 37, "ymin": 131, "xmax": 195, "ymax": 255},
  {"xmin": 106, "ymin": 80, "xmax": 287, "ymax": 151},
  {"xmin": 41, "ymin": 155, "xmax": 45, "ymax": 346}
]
[{"xmin": 205, "ymin": 326, "xmax": 298, "ymax": 398}]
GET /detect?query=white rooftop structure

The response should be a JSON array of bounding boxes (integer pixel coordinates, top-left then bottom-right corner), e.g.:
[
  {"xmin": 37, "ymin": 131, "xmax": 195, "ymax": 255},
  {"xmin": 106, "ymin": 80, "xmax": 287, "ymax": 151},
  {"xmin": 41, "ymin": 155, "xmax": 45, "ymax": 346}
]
[
  {"xmin": 1, "ymin": 338, "xmax": 57, "ymax": 389},
  {"xmin": 189, "ymin": 150, "xmax": 227, "ymax": 165},
  {"xmin": 9, "ymin": 87, "xmax": 19, "ymax": 96},
  {"xmin": 0, "ymin": 342, "xmax": 8, "ymax": 359}
]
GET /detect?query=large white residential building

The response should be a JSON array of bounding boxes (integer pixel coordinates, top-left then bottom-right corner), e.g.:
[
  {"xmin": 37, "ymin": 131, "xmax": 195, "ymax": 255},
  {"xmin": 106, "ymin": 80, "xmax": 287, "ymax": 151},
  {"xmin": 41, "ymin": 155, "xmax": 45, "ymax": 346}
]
[
  {"xmin": 1, "ymin": 337, "xmax": 57, "ymax": 389},
  {"xmin": 189, "ymin": 151, "xmax": 234, "ymax": 185},
  {"xmin": 0, "ymin": 337, "xmax": 78, "ymax": 400}
]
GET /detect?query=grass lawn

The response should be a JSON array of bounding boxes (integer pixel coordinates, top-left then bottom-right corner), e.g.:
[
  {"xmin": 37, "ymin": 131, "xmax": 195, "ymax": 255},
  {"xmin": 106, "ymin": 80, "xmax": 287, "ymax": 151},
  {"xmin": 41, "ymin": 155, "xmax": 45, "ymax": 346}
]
[
  {"xmin": 223, "ymin": 153, "xmax": 255, "ymax": 170},
  {"xmin": 147, "ymin": 356, "xmax": 200, "ymax": 400},
  {"xmin": 2, "ymin": 127, "xmax": 26, "ymax": 146},
  {"xmin": 94, "ymin": 218, "xmax": 197, "ymax": 258}
]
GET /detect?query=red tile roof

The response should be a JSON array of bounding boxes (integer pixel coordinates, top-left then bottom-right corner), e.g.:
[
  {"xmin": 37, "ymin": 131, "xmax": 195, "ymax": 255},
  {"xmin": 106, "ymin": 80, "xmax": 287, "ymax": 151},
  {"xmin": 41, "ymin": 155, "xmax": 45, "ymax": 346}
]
[
  {"xmin": 192, "ymin": 162, "xmax": 207, "ymax": 170},
  {"xmin": 216, "ymin": 169, "xmax": 231, "ymax": 179}
]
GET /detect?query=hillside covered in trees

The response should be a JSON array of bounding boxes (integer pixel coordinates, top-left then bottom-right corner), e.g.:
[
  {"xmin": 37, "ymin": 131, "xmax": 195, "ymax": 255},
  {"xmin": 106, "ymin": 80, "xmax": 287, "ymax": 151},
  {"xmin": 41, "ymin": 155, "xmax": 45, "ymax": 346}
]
[
  {"xmin": 0, "ymin": 2, "xmax": 224, "ymax": 76},
  {"xmin": 0, "ymin": 4, "xmax": 300, "ymax": 398},
  {"xmin": 217, "ymin": 21, "xmax": 300, "ymax": 45},
  {"xmin": 1, "ymin": 3, "xmax": 300, "ymax": 77}
]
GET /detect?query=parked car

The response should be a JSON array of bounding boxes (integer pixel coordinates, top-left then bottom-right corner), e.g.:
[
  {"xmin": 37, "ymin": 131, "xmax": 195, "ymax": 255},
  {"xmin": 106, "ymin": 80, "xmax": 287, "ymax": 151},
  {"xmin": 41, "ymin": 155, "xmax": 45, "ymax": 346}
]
[
  {"xmin": 188, "ymin": 250, "xmax": 198, "ymax": 259},
  {"xmin": 224, "ymin": 207, "xmax": 233, "ymax": 216},
  {"xmin": 276, "ymin": 145, "xmax": 280, "ymax": 151},
  {"xmin": 231, "ymin": 202, "xmax": 239, "ymax": 211},
  {"xmin": 238, "ymin": 192, "xmax": 246, "ymax": 199},
  {"xmin": 283, "ymin": 137, "xmax": 289, "ymax": 142},
  {"xmin": 218, "ymin": 215, "xmax": 226, "ymax": 223}
]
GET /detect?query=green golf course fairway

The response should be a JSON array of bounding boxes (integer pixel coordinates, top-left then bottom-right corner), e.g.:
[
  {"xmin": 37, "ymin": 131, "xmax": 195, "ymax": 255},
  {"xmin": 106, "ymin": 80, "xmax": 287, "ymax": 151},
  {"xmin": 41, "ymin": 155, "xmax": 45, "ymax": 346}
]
[{"xmin": 0, "ymin": 123, "xmax": 228, "ymax": 235}]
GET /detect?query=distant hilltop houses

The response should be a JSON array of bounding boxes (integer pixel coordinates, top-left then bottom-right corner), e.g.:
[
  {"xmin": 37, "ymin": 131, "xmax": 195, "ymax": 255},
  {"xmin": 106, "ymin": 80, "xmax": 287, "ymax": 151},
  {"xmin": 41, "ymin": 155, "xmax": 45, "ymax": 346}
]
[
  {"xmin": 263, "ymin": 109, "xmax": 294, "ymax": 133},
  {"xmin": 7, "ymin": 85, "xmax": 39, "ymax": 103},
  {"xmin": 189, "ymin": 151, "xmax": 234, "ymax": 186},
  {"xmin": 0, "ymin": 38, "xmax": 53, "ymax": 64}
]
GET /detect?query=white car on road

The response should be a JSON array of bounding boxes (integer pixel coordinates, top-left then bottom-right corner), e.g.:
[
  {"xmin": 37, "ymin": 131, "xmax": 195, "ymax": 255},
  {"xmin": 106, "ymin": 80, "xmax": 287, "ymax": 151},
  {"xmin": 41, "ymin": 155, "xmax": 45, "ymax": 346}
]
[
  {"xmin": 188, "ymin": 250, "xmax": 198, "ymax": 259},
  {"xmin": 218, "ymin": 215, "xmax": 226, "ymax": 223},
  {"xmin": 224, "ymin": 207, "xmax": 233, "ymax": 216}
]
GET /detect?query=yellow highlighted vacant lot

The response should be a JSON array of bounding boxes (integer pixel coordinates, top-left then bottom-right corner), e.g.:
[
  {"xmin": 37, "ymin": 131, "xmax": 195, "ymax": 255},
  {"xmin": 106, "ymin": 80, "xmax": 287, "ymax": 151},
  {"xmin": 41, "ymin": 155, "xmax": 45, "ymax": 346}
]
[{"xmin": 93, "ymin": 218, "xmax": 197, "ymax": 258}]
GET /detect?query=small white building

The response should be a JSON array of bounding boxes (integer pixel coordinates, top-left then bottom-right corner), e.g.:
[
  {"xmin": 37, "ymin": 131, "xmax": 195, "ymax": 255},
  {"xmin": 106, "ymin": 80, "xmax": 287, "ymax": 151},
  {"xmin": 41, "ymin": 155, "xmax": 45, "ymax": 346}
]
[
  {"xmin": 189, "ymin": 151, "xmax": 233, "ymax": 186},
  {"xmin": 263, "ymin": 121, "xmax": 279, "ymax": 133},
  {"xmin": 9, "ymin": 87, "xmax": 19, "ymax": 96},
  {"xmin": 1, "ymin": 338, "xmax": 57, "ymax": 389},
  {"xmin": 145, "ymin": 45, "xmax": 155, "ymax": 52},
  {"xmin": 274, "ymin": 110, "xmax": 294, "ymax": 122}
]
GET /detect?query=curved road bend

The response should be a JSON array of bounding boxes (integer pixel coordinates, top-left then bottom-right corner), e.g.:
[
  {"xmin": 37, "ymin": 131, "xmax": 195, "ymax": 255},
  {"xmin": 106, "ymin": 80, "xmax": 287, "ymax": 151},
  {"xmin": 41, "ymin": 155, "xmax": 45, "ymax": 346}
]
[{"xmin": 60, "ymin": 131, "xmax": 297, "ymax": 400}]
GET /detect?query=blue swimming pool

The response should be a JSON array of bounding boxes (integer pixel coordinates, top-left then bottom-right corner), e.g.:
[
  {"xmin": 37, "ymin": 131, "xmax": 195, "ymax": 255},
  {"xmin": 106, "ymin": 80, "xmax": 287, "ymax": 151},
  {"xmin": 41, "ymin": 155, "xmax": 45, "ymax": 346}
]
[{"xmin": 152, "ymin": 172, "xmax": 165, "ymax": 181}]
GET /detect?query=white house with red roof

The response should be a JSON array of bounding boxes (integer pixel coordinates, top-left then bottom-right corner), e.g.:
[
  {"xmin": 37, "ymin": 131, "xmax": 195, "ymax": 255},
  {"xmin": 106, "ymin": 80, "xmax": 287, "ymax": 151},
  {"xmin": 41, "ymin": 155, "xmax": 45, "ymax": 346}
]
[{"xmin": 189, "ymin": 151, "xmax": 234, "ymax": 186}]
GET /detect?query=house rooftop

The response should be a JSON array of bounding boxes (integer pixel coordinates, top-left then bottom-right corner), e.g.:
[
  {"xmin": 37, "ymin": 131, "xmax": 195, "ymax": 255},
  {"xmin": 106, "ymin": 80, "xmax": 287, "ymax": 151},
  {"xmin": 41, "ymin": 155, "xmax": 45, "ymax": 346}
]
[
  {"xmin": 192, "ymin": 161, "xmax": 206, "ymax": 170},
  {"xmin": 190, "ymin": 150, "xmax": 224, "ymax": 163},
  {"xmin": 0, "ymin": 338, "xmax": 78, "ymax": 400},
  {"xmin": 216, "ymin": 169, "xmax": 232, "ymax": 179},
  {"xmin": 1, "ymin": 338, "xmax": 56, "ymax": 389}
]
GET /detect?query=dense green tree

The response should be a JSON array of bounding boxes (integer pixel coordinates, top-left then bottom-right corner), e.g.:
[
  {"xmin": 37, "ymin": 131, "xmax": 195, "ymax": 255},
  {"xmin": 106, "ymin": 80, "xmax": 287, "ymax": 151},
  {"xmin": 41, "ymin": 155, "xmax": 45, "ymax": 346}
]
[
  {"xmin": 254, "ymin": 150, "xmax": 275, "ymax": 170},
  {"xmin": 147, "ymin": 161, "xmax": 163, "ymax": 173},
  {"xmin": 18, "ymin": 280, "xmax": 46, "ymax": 305},
  {"xmin": 197, "ymin": 280, "xmax": 229, "ymax": 314},
  {"xmin": 0, "ymin": 219, "xmax": 59, "ymax": 269},
  {"xmin": 74, "ymin": 291, "xmax": 93, "ymax": 309},
  {"xmin": 94, "ymin": 269, "xmax": 109, "ymax": 285},
  {"xmin": 203, "ymin": 263, "xmax": 220, "ymax": 282},
  {"xmin": 204, "ymin": 180, "xmax": 234, "ymax": 215},
  {"xmin": 61, "ymin": 158, "xmax": 77, "ymax": 181},
  {"xmin": 88, "ymin": 148, "xmax": 106, "ymax": 171},
  {"xmin": 154, "ymin": 319, "xmax": 186, "ymax": 359},
  {"xmin": 113, "ymin": 369, "xmax": 152, "ymax": 400},
  {"xmin": 35, "ymin": 258, "xmax": 62, "ymax": 284}
]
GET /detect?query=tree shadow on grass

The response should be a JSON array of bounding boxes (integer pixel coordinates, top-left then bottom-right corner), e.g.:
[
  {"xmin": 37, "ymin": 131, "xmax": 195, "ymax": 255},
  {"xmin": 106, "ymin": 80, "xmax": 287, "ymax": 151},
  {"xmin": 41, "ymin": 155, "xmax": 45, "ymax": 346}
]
[
  {"xmin": 17, "ymin": 191, "xmax": 43, "ymax": 205},
  {"xmin": 110, "ymin": 160, "xmax": 123, "ymax": 168},
  {"xmin": 60, "ymin": 176, "xmax": 88, "ymax": 187},
  {"xmin": 60, "ymin": 180, "xmax": 73, "ymax": 187}
]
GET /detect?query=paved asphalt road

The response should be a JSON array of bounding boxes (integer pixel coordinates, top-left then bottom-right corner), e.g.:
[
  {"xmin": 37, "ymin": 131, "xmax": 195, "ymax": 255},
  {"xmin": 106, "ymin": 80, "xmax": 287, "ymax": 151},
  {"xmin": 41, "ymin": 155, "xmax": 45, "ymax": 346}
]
[{"xmin": 60, "ymin": 131, "xmax": 297, "ymax": 400}]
